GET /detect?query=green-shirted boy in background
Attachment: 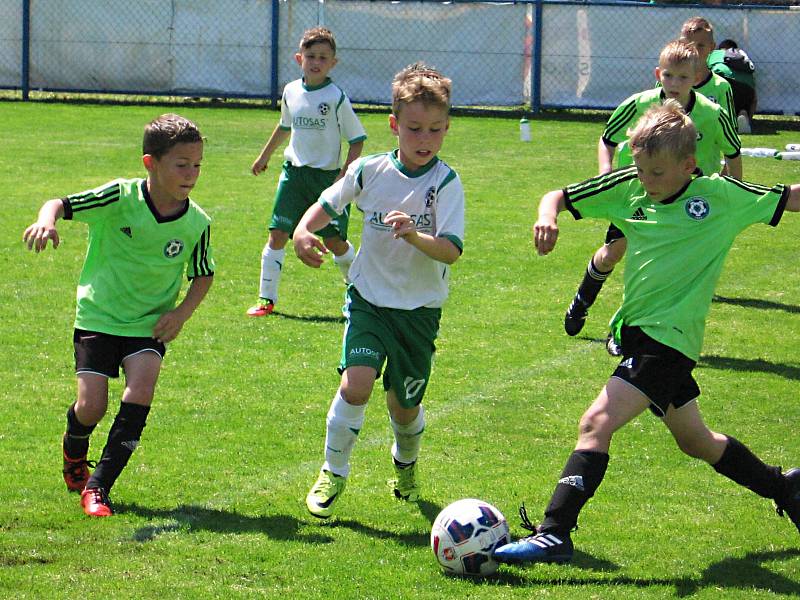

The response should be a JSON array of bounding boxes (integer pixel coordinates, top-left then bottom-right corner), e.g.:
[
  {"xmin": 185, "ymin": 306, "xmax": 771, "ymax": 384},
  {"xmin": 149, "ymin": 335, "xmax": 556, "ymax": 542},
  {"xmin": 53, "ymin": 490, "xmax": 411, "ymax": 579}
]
[{"xmin": 23, "ymin": 113, "xmax": 214, "ymax": 517}]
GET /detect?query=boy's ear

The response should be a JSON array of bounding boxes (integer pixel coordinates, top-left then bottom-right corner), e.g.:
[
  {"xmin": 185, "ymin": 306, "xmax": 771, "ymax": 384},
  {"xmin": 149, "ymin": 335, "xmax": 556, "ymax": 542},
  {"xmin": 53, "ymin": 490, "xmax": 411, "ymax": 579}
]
[
  {"xmin": 389, "ymin": 113, "xmax": 399, "ymax": 135},
  {"xmin": 295, "ymin": 52, "xmax": 303, "ymax": 66},
  {"xmin": 142, "ymin": 154, "xmax": 156, "ymax": 172},
  {"xmin": 684, "ymin": 155, "xmax": 697, "ymax": 174},
  {"xmin": 654, "ymin": 66, "xmax": 662, "ymax": 82}
]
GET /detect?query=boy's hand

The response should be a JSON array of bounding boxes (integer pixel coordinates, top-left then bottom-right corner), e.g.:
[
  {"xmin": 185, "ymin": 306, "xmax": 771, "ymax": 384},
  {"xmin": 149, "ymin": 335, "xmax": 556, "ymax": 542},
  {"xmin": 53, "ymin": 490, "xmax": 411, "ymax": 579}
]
[
  {"xmin": 23, "ymin": 222, "xmax": 60, "ymax": 253},
  {"xmin": 251, "ymin": 156, "xmax": 269, "ymax": 176},
  {"xmin": 152, "ymin": 310, "xmax": 188, "ymax": 343},
  {"xmin": 384, "ymin": 210, "xmax": 418, "ymax": 241},
  {"xmin": 533, "ymin": 218, "xmax": 559, "ymax": 255},
  {"xmin": 294, "ymin": 229, "xmax": 328, "ymax": 268}
]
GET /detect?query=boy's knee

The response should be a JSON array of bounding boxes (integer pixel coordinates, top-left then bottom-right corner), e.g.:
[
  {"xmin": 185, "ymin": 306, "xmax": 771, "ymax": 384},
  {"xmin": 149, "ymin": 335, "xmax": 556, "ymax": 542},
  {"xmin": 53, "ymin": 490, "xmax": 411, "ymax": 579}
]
[{"xmin": 577, "ymin": 409, "xmax": 611, "ymax": 444}]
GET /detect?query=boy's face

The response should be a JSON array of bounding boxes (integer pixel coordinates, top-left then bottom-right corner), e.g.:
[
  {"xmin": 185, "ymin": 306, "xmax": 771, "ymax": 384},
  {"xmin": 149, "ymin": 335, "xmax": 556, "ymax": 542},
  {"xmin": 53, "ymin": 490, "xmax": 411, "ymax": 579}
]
[
  {"xmin": 655, "ymin": 60, "xmax": 695, "ymax": 106},
  {"xmin": 295, "ymin": 42, "xmax": 337, "ymax": 86},
  {"xmin": 389, "ymin": 101, "xmax": 449, "ymax": 171},
  {"xmin": 633, "ymin": 149, "xmax": 695, "ymax": 203},
  {"xmin": 144, "ymin": 141, "xmax": 203, "ymax": 204},
  {"xmin": 682, "ymin": 30, "xmax": 714, "ymax": 66}
]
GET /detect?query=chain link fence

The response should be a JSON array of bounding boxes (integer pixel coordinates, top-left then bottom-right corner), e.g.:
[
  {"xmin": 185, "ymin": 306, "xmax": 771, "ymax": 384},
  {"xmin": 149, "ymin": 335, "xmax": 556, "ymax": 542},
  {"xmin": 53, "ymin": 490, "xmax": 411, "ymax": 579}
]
[{"xmin": 2, "ymin": 0, "xmax": 799, "ymax": 115}]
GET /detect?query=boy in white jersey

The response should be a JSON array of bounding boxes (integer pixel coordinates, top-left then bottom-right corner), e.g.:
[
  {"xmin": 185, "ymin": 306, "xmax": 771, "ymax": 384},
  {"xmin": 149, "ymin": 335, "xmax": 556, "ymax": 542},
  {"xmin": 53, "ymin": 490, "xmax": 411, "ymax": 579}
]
[
  {"xmin": 23, "ymin": 114, "xmax": 214, "ymax": 517},
  {"xmin": 494, "ymin": 102, "xmax": 800, "ymax": 565},
  {"xmin": 247, "ymin": 27, "xmax": 366, "ymax": 317},
  {"xmin": 294, "ymin": 62, "xmax": 465, "ymax": 518}
]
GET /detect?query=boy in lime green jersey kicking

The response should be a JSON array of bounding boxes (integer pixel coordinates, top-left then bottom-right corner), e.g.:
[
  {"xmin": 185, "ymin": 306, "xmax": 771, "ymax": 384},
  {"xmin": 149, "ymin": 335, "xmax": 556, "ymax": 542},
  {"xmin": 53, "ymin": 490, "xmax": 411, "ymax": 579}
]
[{"xmin": 495, "ymin": 101, "xmax": 799, "ymax": 565}]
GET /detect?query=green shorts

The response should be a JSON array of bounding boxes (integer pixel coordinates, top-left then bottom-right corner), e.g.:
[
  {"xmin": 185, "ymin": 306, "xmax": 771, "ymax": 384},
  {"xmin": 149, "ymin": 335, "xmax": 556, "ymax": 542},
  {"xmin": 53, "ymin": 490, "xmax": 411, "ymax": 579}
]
[
  {"xmin": 339, "ymin": 286, "xmax": 441, "ymax": 408},
  {"xmin": 270, "ymin": 161, "xmax": 348, "ymax": 240}
]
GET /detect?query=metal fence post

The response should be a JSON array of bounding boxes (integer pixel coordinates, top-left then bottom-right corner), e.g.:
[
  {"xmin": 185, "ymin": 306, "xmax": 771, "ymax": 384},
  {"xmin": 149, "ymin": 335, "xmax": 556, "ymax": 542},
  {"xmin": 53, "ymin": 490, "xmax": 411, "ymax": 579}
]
[
  {"xmin": 531, "ymin": 0, "xmax": 543, "ymax": 115},
  {"xmin": 271, "ymin": 0, "xmax": 280, "ymax": 106},
  {"xmin": 21, "ymin": 0, "xmax": 30, "ymax": 100}
]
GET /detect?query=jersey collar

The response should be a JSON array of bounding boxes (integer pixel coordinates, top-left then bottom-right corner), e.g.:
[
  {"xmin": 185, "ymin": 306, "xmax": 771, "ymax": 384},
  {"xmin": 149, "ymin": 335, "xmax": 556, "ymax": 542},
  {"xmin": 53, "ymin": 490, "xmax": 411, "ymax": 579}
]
[
  {"xmin": 389, "ymin": 149, "xmax": 439, "ymax": 177},
  {"xmin": 141, "ymin": 180, "xmax": 190, "ymax": 223},
  {"xmin": 659, "ymin": 177, "xmax": 694, "ymax": 205},
  {"xmin": 658, "ymin": 89, "xmax": 696, "ymax": 114},
  {"xmin": 694, "ymin": 72, "xmax": 713, "ymax": 90},
  {"xmin": 302, "ymin": 77, "xmax": 332, "ymax": 92}
]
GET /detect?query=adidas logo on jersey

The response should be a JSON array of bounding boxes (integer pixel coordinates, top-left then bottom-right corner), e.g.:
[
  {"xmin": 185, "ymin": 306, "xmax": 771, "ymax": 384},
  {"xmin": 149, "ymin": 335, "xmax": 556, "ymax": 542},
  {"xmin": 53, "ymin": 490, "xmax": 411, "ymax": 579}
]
[
  {"xmin": 120, "ymin": 226, "xmax": 132, "ymax": 238},
  {"xmin": 630, "ymin": 208, "xmax": 647, "ymax": 221}
]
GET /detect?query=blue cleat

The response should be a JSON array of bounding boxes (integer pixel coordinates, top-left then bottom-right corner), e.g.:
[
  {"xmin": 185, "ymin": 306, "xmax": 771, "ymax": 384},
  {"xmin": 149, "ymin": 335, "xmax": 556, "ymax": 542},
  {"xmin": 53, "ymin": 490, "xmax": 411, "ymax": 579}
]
[{"xmin": 493, "ymin": 531, "xmax": 574, "ymax": 565}]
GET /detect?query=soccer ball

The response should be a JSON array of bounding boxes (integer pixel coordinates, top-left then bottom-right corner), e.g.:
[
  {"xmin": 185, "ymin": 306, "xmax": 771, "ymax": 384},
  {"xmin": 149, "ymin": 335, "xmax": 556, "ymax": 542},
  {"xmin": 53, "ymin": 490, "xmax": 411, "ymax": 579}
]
[{"xmin": 430, "ymin": 498, "xmax": 510, "ymax": 576}]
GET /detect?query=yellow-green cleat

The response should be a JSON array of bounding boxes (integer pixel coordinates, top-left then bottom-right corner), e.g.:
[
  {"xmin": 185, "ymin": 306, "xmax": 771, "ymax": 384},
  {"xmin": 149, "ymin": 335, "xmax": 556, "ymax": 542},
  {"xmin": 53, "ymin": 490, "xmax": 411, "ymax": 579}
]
[
  {"xmin": 390, "ymin": 460, "xmax": 419, "ymax": 501},
  {"xmin": 306, "ymin": 469, "xmax": 347, "ymax": 519}
]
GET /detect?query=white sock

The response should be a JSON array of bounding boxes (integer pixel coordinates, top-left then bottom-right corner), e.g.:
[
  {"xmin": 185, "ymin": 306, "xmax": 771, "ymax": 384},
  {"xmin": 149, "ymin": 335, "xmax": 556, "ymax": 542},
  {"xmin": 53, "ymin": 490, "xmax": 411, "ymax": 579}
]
[
  {"xmin": 332, "ymin": 241, "xmax": 355, "ymax": 283},
  {"xmin": 322, "ymin": 389, "xmax": 366, "ymax": 478},
  {"xmin": 258, "ymin": 245, "xmax": 285, "ymax": 303},
  {"xmin": 390, "ymin": 405, "xmax": 425, "ymax": 465}
]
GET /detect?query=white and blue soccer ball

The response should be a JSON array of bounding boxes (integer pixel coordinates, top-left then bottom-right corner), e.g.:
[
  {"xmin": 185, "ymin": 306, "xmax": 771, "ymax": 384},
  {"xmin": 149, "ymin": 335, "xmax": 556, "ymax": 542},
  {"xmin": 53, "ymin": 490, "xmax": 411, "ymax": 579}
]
[{"xmin": 430, "ymin": 498, "xmax": 510, "ymax": 576}]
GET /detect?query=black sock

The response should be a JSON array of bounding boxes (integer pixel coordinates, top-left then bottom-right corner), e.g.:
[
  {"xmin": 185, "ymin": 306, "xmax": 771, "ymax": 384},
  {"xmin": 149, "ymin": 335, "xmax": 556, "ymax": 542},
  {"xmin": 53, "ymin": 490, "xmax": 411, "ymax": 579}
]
[
  {"xmin": 63, "ymin": 403, "xmax": 97, "ymax": 459},
  {"xmin": 86, "ymin": 402, "xmax": 150, "ymax": 492},
  {"xmin": 576, "ymin": 259, "xmax": 613, "ymax": 308},
  {"xmin": 712, "ymin": 436, "xmax": 785, "ymax": 500},
  {"xmin": 540, "ymin": 450, "xmax": 609, "ymax": 535}
]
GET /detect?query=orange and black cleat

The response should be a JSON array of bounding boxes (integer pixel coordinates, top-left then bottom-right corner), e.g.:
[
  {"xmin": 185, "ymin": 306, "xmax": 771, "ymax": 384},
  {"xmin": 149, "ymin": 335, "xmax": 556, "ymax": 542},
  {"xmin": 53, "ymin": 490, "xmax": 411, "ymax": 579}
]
[
  {"xmin": 63, "ymin": 451, "xmax": 95, "ymax": 493},
  {"xmin": 81, "ymin": 487, "xmax": 114, "ymax": 517}
]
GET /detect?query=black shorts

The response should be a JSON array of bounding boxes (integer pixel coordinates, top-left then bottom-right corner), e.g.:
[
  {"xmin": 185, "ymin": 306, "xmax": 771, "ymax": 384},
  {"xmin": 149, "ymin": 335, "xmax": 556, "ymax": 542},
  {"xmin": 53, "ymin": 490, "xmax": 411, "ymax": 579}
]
[
  {"xmin": 73, "ymin": 329, "xmax": 166, "ymax": 378},
  {"xmin": 604, "ymin": 223, "xmax": 625, "ymax": 244},
  {"xmin": 727, "ymin": 78, "xmax": 756, "ymax": 117},
  {"xmin": 611, "ymin": 326, "xmax": 700, "ymax": 417}
]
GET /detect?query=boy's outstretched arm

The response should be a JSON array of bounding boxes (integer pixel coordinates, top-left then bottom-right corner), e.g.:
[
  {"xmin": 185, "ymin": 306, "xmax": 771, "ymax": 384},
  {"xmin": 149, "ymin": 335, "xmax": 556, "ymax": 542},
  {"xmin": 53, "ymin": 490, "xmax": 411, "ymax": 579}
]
[
  {"xmin": 294, "ymin": 202, "xmax": 333, "ymax": 268},
  {"xmin": 251, "ymin": 124, "xmax": 291, "ymax": 176},
  {"xmin": 786, "ymin": 184, "xmax": 800, "ymax": 212},
  {"xmin": 598, "ymin": 139, "xmax": 616, "ymax": 175},
  {"xmin": 23, "ymin": 199, "xmax": 64, "ymax": 252},
  {"xmin": 152, "ymin": 275, "xmax": 213, "ymax": 343},
  {"xmin": 533, "ymin": 190, "xmax": 566, "ymax": 256}
]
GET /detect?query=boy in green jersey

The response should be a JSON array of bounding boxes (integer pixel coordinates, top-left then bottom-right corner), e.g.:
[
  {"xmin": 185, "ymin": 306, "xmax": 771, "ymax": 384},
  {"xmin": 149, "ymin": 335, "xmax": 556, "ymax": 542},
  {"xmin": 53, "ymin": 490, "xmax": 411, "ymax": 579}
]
[
  {"xmin": 494, "ymin": 102, "xmax": 800, "ymax": 565},
  {"xmin": 247, "ymin": 27, "xmax": 366, "ymax": 317},
  {"xmin": 23, "ymin": 114, "xmax": 215, "ymax": 517},
  {"xmin": 680, "ymin": 17, "xmax": 738, "ymax": 134},
  {"xmin": 295, "ymin": 63, "xmax": 464, "ymax": 519},
  {"xmin": 709, "ymin": 39, "xmax": 757, "ymax": 134},
  {"xmin": 564, "ymin": 40, "xmax": 741, "ymax": 354}
]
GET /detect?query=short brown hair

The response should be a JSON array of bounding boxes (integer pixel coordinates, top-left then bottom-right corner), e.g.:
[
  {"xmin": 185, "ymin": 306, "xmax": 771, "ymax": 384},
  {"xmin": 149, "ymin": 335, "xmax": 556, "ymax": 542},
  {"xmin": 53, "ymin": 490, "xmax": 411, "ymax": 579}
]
[
  {"xmin": 659, "ymin": 39, "xmax": 700, "ymax": 71},
  {"xmin": 391, "ymin": 62, "xmax": 452, "ymax": 116},
  {"xmin": 629, "ymin": 100, "xmax": 696, "ymax": 161},
  {"xmin": 680, "ymin": 16, "xmax": 713, "ymax": 39},
  {"xmin": 300, "ymin": 26, "xmax": 336, "ymax": 54},
  {"xmin": 143, "ymin": 114, "xmax": 202, "ymax": 158}
]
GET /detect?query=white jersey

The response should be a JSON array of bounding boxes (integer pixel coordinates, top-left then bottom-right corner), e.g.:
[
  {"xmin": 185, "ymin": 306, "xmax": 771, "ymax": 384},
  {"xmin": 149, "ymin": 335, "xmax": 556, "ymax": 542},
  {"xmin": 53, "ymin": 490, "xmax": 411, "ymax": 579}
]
[
  {"xmin": 320, "ymin": 151, "xmax": 465, "ymax": 310},
  {"xmin": 279, "ymin": 78, "xmax": 367, "ymax": 171}
]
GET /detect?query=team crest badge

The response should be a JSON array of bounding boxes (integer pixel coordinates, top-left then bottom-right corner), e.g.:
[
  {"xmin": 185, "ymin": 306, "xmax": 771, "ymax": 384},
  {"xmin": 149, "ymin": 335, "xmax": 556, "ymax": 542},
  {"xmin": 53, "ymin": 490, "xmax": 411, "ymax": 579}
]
[
  {"xmin": 425, "ymin": 187, "xmax": 436, "ymax": 207},
  {"xmin": 685, "ymin": 197, "xmax": 710, "ymax": 220},
  {"xmin": 163, "ymin": 239, "xmax": 185, "ymax": 258},
  {"xmin": 318, "ymin": 102, "xmax": 330, "ymax": 115}
]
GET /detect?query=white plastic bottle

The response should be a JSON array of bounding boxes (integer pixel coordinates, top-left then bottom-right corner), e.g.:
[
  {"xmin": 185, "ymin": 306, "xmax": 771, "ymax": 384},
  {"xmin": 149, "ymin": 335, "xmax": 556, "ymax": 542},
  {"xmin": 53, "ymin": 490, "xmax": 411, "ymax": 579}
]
[
  {"xmin": 776, "ymin": 151, "xmax": 800, "ymax": 160},
  {"xmin": 740, "ymin": 147, "xmax": 777, "ymax": 158},
  {"xmin": 519, "ymin": 117, "xmax": 531, "ymax": 142},
  {"xmin": 785, "ymin": 144, "xmax": 800, "ymax": 151}
]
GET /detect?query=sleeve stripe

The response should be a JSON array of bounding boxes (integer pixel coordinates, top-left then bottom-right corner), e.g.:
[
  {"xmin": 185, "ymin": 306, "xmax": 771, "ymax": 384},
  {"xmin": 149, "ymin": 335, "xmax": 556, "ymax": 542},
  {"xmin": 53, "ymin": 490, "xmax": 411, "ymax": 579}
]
[
  {"xmin": 769, "ymin": 185, "xmax": 789, "ymax": 227},
  {"xmin": 68, "ymin": 185, "xmax": 121, "ymax": 212},
  {"xmin": 603, "ymin": 101, "xmax": 637, "ymax": 140},
  {"xmin": 190, "ymin": 225, "xmax": 213, "ymax": 279},
  {"xmin": 719, "ymin": 111, "xmax": 741, "ymax": 151},
  {"xmin": 437, "ymin": 169, "xmax": 457, "ymax": 193},
  {"xmin": 722, "ymin": 176, "xmax": 776, "ymax": 195},
  {"xmin": 567, "ymin": 167, "xmax": 638, "ymax": 202}
]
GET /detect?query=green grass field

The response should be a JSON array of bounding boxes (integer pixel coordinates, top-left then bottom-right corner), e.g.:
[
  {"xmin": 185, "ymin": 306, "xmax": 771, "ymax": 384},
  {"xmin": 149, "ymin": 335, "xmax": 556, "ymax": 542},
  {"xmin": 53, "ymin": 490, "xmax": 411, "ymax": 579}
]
[{"xmin": 1, "ymin": 101, "xmax": 799, "ymax": 599}]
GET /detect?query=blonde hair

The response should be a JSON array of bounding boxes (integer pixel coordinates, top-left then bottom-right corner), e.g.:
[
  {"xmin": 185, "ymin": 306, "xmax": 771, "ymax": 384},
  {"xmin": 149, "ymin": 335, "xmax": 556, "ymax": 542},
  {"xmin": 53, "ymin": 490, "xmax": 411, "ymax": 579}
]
[
  {"xmin": 391, "ymin": 62, "xmax": 452, "ymax": 116},
  {"xmin": 680, "ymin": 16, "xmax": 714, "ymax": 39},
  {"xmin": 629, "ymin": 100, "xmax": 696, "ymax": 161},
  {"xmin": 300, "ymin": 27, "xmax": 336, "ymax": 54},
  {"xmin": 659, "ymin": 39, "xmax": 700, "ymax": 71}
]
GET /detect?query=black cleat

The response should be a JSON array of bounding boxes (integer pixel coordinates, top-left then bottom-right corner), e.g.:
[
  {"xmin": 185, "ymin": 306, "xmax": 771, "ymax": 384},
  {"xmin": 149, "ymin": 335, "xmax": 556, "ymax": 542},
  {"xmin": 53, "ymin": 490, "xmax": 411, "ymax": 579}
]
[
  {"xmin": 605, "ymin": 332, "xmax": 622, "ymax": 357},
  {"xmin": 777, "ymin": 467, "xmax": 800, "ymax": 533},
  {"xmin": 564, "ymin": 295, "xmax": 590, "ymax": 336}
]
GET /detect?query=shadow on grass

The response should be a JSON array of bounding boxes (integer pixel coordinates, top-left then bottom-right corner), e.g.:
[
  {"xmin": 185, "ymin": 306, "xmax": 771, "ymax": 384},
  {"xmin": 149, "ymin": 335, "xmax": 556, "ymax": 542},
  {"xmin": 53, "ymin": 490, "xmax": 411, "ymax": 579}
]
[
  {"xmin": 699, "ymin": 355, "xmax": 800, "ymax": 381},
  {"xmin": 713, "ymin": 295, "xmax": 800, "ymax": 314},
  {"xmin": 115, "ymin": 502, "xmax": 334, "ymax": 545},
  {"xmin": 271, "ymin": 310, "xmax": 345, "ymax": 324},
  {"xmin": 474, "ymin": 548, "xmax": 800, "ymax": 596}
]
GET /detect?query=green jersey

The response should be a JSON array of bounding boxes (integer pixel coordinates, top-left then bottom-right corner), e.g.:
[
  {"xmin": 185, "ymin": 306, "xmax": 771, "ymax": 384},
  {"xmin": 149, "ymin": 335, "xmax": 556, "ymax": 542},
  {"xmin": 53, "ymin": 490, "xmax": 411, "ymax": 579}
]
[
  {"xmin": 695, "ymin": 71, "xmax": 738, "ymax": 133},
  {"xmin": 708, "ymin": 49, "xmax": 756, "ymax": 90},
  {"xmin": 63, "ymin": 178, "xmax": 215, "ymax": 337},
  {"xmin": 603, "ymin": 88, "xmax": 741, "ymax": 177},
  {"xmin": 564, "ymin": 168, "xmax": 787, "ymax": 360}
]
